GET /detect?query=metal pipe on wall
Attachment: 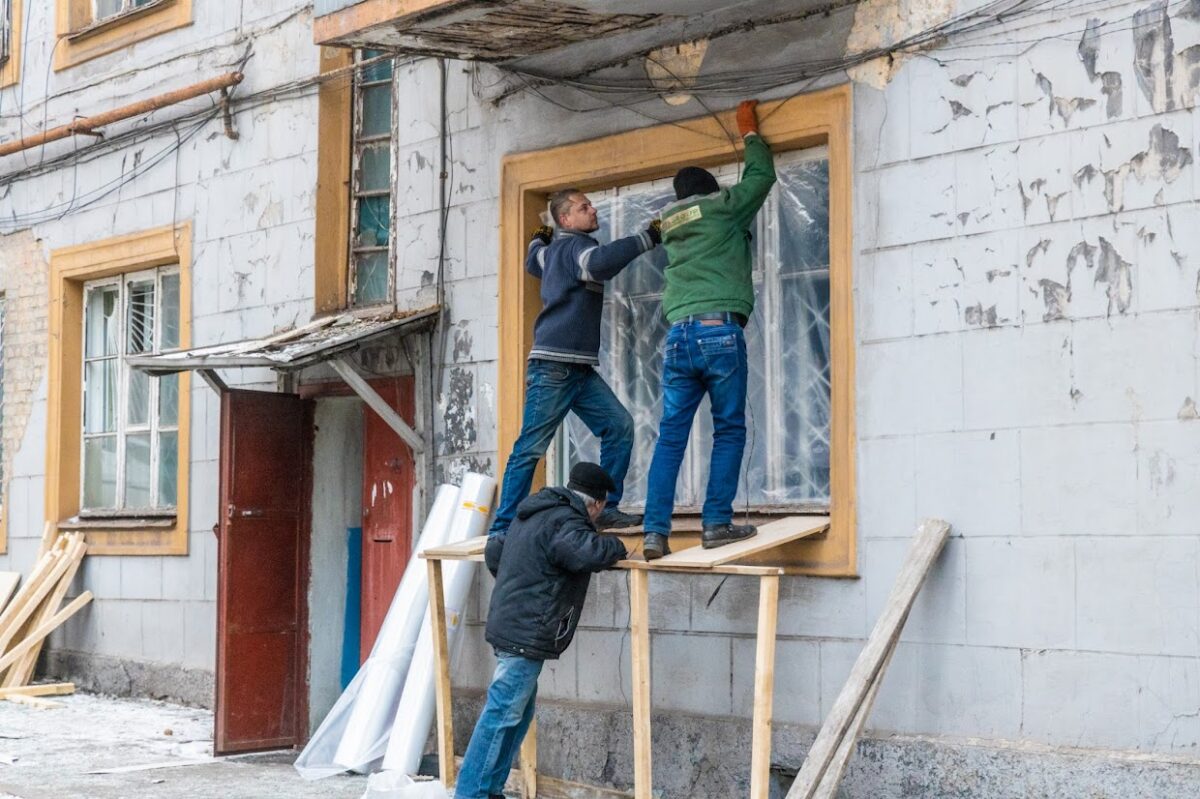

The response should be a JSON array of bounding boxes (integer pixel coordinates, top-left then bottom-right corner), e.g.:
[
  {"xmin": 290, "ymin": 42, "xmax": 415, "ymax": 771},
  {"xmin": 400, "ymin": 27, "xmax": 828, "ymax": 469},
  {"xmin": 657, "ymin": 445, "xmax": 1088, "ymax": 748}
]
[{"xmin": 0, "ymin": 71, "xmax": 245, "ymax": 158}]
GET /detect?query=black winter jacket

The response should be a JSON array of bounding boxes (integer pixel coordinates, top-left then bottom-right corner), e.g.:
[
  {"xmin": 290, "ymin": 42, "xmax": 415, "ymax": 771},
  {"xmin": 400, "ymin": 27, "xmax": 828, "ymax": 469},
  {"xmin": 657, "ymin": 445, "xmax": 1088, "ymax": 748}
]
[{"xmin": 484, "ymin": 487, "xmax": 627, "ymax": 660}]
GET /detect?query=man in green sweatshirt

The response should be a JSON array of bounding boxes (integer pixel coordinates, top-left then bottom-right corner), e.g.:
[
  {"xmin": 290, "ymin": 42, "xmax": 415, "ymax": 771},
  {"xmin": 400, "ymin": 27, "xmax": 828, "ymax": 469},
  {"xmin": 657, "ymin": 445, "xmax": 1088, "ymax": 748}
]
[{"xmin": 642, "ymin": 100, "xmax": 777, "ymax": 560}]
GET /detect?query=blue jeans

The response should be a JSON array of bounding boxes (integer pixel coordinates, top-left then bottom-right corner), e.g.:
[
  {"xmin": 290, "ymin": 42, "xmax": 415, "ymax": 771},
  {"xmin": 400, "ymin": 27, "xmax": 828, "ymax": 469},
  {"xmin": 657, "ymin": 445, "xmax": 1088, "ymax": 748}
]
[
  {"xmin": 455, "ymin": 651, "xmax": 543, "ymax": 799},
  {"xmin": 488, "ymin": 359, "xmax": 634, "ymax": 536},
  {"xmin": 643, "ymin": 321, "xmax": 748, "ymax": 534}
]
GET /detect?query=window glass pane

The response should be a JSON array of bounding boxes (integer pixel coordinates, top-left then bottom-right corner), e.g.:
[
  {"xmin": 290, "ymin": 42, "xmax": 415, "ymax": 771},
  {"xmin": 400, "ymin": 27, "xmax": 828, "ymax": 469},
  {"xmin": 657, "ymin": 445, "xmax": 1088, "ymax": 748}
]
[
  {"xmin": 353, "ymin": 252, "xmax": 390, "ymax": 305},
  {"xmin": 354, "ymin": 195, "xmax": 390, "ymax": 248},
  {"xmin": 94, "ymin": 0, "xmax": 123, "ymax": 21},
  {"xmin": 158, "ymin": 373, "xmax": 179, "ymax": 427},
  {"xmin": 158, "ymin": 431, "xmax": 178, "ymax": 507},
  {"xmin": 160, "ymin": 273, "xmax": 181, "ymax": 350},
  {"xmin": 85, "ymin": 287, "xmax": 118, "ymax": 358},
  {"xmin": 778, "ymin": 160, "xmax": 830, "ymax": 273},
  {"xmin": 358, "ymin": 144, "xmax": 391, "ymax": 193},
  {"xmin": 780, "ymin": 274, "xmax": 832, "ymax": 502},
  {"xmin": 124, "ymin": 433, "xmax": 152, "ymax": 508},
  {"xmin": 360, "ymin": 85, "xmax": 392, "ymax": 137},
  {"xmin": 126, "ymin": 279, "xmax": 155, "ymax": 354},
  {"xmin": 83, "ymin": 436, "xmax": 118, "ymax": 508},
  {"xmin": 127, "ymin": 368, "xmax": 150, "ymax": 426},
  {"xmin": 360, "ymin": 50, "xmax": 393, "ymax": 83},
  {"xmin": 84, "ymin": 359, "xmax": 117, "ymax": 433}
]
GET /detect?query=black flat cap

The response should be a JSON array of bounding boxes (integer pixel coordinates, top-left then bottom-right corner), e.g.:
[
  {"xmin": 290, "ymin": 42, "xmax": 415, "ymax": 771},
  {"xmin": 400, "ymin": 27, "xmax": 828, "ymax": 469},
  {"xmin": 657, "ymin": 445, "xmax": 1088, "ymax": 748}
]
[{"xmin": 567, "ymin": 462, "xmax": 615, "ymax": 502}]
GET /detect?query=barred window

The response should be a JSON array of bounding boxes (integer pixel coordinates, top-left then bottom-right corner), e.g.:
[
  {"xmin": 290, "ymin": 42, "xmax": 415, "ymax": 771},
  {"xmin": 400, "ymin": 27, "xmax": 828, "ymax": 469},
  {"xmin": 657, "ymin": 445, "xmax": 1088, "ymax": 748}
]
[{"xmin": 554, "ymin": 146, "xmax": 832, "ymax": 512}]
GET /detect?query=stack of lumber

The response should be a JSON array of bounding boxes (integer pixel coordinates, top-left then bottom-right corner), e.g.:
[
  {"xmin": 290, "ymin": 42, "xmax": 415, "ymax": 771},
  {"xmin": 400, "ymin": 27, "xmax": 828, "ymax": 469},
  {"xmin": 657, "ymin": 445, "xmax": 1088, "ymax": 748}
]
[{"xmin": 0, "ymin": 529, "xmax": 92, "ymax": 705}]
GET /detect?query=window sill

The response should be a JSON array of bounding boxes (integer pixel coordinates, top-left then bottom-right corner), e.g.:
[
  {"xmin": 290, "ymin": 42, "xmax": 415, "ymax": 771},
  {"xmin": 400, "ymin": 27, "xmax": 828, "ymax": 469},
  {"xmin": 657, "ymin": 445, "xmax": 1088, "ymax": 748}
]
[{"xmin": 60, "ymin": 516, "xmax": 176, "ymax": 531}]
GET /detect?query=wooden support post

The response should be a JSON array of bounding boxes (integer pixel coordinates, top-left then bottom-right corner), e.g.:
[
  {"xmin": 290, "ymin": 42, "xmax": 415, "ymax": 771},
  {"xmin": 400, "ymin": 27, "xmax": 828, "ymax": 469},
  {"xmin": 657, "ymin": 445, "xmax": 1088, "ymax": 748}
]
[
  {"xmin": 812, "ymin": 622, "xmax": 903, "ymax": 799},
  {"xmin": 198, "ymin": 369, "xmax": 228, "ymax": 395},
  {"xmin": 629, "ymin": 568, "xmax": 652, "ymax": 799},
  {"xmin": 749, "ymin": 574, "xmax": 780, "ymax": 799},
  {"xmin": 520, "ymin": 718, "xmax": 537, "ymax": 799},
  {"xmin": 786, "ymin": 519, "xmax": 950, "ymax": 799},
  {"xmin": 427, "ymin": 559, "xmax": 456, "ymax": 788},
  {"xmin": 331, "ymin": 357, "xmax": 424, "ymax": 454}
]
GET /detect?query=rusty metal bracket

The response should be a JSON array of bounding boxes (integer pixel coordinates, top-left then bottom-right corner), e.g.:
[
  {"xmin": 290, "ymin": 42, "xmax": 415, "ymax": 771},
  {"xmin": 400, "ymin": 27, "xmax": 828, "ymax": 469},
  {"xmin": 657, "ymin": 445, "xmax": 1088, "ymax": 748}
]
[{"xmin": 220, "ymin": 88, "xmax": 240, "ymax": 140}]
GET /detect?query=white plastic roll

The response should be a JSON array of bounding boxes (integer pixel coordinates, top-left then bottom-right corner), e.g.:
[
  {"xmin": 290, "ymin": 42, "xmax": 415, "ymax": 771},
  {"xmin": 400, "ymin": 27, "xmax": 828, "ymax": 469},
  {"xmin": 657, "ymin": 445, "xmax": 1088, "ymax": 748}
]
[
  {"xmin": 381, "ymin": 472, "xmax": 495, "ymax": 773},
  {"xmin": 295, "ymin": 484, "xmax": 458, "ymax": 780}
]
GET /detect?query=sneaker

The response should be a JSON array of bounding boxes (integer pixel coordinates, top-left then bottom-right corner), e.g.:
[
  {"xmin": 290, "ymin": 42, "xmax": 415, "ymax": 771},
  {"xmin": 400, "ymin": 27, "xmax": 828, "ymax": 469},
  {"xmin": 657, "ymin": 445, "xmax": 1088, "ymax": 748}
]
[
  {"xmin": 596, "ymin": 508, "xmax": 644, "ymax": 530},
  {"xmin": 643, "ymin": 532, "xmax": 671, "ymax": 560},
  {"xmin": 701, "ymin": 522, "xmax": 757, "ymax": 549}
]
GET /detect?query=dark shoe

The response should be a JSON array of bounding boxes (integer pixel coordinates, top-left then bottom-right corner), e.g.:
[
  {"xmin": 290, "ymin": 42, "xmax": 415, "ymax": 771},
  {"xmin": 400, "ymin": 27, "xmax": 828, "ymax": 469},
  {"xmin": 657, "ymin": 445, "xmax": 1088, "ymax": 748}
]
[
  {"xmin": 642, "ymin": 532, "xmax": 671, "ymax": 560},
  {"xmin": 596, "ymin": 508, "xmax": 644, "ymax": 530},
  {"xmin": 701, "ymin": 523, "xmax": 757, "ymax": 549}
]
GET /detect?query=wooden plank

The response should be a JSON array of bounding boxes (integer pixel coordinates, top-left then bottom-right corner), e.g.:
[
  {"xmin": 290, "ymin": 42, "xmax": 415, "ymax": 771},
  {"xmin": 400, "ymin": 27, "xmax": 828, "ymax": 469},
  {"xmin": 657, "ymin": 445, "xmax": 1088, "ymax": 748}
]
[
  {"xmin": 645, "ymin": 516, "xmax": 829, "ymax": 570},
  {"xmin": 37, "ymin": 522, "xmax": 58, "ymax": 559},
  {"xmin": 811, "ymin": 622, "xmax": 903, "ymax": 799},
  {"xmin": 0, "ymin": 573, "xmax": 19, "ymax": 614},
  {"xmin": 617, "ymin": 560, "xmax": 786, "ymax": 577},
  {"xmin": 785, "ymin": 519, "xmax": 951, "ymax": 799},
  {"xmin": 0, "ymin": 592, "xmax": 94, "ymax": 674},
  {"xmin": 5, "ymin": 535, "xmax": 87, "ymax": 687},
  {"xmin": 331, "ymin": 357, "xmax": 425, "ymax": 454},
  {"xmin": 427, "ymin": 559, "xmax": 456, "ymax": 788},
  {"xmin": 4, "ymin": 693, "xmax": 63, "ymax": 709},
  {"xmin": 628, "ymin": 569, "xmax": 652, "ymax": 799},
  {"xmin": 0, "ymin": 544, "xmax": 72, "ymax": 650},
  {"xmin": 520, "ymin": 718, "xmax": 537, "ymax": 799},
  {"xmin": 0, "ymin": 682, "xmax": 75, "ymax": 699},
  {"xmin": 749, "ymin": 575, "xmax": 780, "ymax": 799},
  {"xmin": 421, "ymin": 536, "xmax": 487, "ymax": 560}
]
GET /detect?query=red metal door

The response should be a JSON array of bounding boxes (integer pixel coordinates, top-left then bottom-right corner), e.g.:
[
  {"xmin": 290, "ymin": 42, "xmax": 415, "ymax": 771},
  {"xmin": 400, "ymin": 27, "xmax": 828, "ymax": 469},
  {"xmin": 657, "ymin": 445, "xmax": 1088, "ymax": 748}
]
[
  {"xmin": 215, "ymin": 390, "xmax": 310, "ymax": 755},
  {"xmin": 359, "ymin": 378, "xmax": 415, "ymax": 661}
]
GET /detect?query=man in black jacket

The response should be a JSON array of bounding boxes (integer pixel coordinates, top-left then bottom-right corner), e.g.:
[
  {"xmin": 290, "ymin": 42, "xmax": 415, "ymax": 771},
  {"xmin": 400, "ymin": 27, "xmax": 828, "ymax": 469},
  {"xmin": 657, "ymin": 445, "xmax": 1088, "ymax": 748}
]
[{"xmin": 457, "ymin": 463, "xmax": 627, "ymax": 799}]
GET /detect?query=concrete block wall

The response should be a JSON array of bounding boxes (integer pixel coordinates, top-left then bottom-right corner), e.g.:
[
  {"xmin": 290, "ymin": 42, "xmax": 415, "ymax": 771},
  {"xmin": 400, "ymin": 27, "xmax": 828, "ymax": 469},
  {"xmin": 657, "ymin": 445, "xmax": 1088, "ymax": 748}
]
[
  {"xmin": 0, "ymin": 2, "xmax": 317, "ymax": 702},
  {"xmin": 423, "ymin": 0, "xmax": 1200, "ymax": 773}
]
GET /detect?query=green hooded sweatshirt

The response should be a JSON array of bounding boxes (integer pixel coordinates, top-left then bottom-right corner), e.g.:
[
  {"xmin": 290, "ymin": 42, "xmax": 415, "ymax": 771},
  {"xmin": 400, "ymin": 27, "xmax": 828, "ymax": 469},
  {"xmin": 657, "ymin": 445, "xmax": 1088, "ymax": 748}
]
[{"xmin": 660, "ymin": 133, "xmax": 777, "ymax": 324}]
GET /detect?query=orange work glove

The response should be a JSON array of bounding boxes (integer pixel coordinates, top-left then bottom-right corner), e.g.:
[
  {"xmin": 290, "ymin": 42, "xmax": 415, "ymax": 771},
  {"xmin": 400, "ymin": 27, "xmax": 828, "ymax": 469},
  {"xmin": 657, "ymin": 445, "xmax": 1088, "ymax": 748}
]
[{"xmin": 736, "ymin": 100, "xmax": 759, "ymax": 137}]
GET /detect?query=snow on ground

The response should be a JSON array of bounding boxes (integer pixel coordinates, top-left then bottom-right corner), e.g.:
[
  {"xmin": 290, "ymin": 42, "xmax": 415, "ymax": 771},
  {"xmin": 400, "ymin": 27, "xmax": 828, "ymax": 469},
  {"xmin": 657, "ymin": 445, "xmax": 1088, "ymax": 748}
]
[{"xmin": 0, "ymin": 690, "xmax": 369, "ymax": 798}]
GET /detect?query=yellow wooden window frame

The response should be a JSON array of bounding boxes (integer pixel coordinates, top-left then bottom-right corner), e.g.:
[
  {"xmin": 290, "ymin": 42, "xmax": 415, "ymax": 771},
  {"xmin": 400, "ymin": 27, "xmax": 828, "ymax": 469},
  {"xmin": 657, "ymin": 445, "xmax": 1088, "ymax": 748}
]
[
  {"xmin": 47, "ymin": 224, "xmax": 192, "ymax": 556},
  {"xmin": 314, "ymin": 47, "xmax": 354, "ymax": 315},
  {"xmin": 498, "ymin": 86, "xmax": 856, "ymax": 576},
  {"xmin": 0, "ymin": 0, "xmax": 23, "ymax": 90},
  {"xmin": 54, "ymin": 0, "xmax": 192, "ymax": 71}
]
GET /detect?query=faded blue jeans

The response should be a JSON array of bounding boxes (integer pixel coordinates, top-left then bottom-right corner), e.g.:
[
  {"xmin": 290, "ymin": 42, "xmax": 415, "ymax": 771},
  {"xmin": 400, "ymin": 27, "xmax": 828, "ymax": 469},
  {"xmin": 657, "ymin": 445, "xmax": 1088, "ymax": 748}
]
[
  {"xmin": 487, "ymin": 359, "xmax": 634, "ymax": 536},
  {"xmin": 454, "ymin": 651, "xmax": 543, "ymax": 799},
  {"xmin": 643, "ymin": 320, "xmax": 748, "ymax": 534}
]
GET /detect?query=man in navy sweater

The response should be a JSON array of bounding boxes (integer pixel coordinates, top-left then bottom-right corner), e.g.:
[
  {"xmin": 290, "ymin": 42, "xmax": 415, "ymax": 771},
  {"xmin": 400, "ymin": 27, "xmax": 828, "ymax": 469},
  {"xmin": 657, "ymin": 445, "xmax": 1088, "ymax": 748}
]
[{"xmin": 487, "ymin": 189, "xmax": 661, "ymax": 538}]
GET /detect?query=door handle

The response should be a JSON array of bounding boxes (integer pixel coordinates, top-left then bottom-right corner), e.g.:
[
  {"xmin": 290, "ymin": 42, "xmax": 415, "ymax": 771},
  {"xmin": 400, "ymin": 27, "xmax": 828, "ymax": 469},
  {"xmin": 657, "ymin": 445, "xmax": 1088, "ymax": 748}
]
[{"xmin": 227, "ymin": 503, "xmax": 264, "ymax": 518}]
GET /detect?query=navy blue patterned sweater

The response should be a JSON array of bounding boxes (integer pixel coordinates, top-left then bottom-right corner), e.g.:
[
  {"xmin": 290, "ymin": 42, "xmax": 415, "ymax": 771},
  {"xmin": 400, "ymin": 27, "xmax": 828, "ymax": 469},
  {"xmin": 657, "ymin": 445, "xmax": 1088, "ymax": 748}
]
[{"xmin": 525, "ymin": 227, "xmax": 655, "ymax": 365}]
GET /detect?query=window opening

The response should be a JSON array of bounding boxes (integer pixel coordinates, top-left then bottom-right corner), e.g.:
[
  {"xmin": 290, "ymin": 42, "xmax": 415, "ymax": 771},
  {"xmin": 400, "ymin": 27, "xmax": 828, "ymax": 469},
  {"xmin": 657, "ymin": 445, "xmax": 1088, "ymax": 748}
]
[
  {"xmin": 92, "ymin": 0, "xmax": 161, "ymax": 25},
  {"xmin": 81, "ymin": 267, "xmax": 181, "ymax": 516},
  {"xmin": 349, "ymin": 49, "xmax": 395, "ymax": 307},
  {"xmin": 553, "ymin": 147, "xmax": 831, "ymax": 513}
]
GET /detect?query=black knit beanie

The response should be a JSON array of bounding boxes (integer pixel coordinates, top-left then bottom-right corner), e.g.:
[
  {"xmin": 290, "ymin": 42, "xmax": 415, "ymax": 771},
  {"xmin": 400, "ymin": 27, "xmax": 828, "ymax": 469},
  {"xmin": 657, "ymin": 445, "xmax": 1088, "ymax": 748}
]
[
  {"xmin": 673, "ymin": 166, "xmax": 719, "ymax": 200},
  {"xmin": 567, "ymin": 462, "xmax": 615, "ymax": 502}
]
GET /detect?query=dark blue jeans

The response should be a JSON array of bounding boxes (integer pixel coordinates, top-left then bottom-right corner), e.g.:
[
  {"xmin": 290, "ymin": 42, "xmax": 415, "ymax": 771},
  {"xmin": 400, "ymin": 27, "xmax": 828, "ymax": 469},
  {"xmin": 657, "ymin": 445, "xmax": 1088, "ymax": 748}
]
[
  {"xmin": 488, "ymin": 359, "xmax": 634, "ymax": 536},
  {"xmin": 643, "ymin": 321, "xmax": 748, "ymax": 534},
  {"xmin": 455, "ymin": 651, "xmax": 543, "ymax": 799}
]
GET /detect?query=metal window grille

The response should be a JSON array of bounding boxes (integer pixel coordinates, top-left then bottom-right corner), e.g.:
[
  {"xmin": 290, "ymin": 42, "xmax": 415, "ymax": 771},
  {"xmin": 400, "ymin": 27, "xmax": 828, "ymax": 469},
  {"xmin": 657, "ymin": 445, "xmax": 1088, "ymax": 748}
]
[
  {"xmin": 349, "ymin": 49, "xmax": 396, "ymax": 307},
  {"xmin": 81, "ymin": 267, "xmax": 181, "ymax": 514},
  {"xmin": 554, "ymin": 147, "xmax": 832, "ymax": 512}
]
